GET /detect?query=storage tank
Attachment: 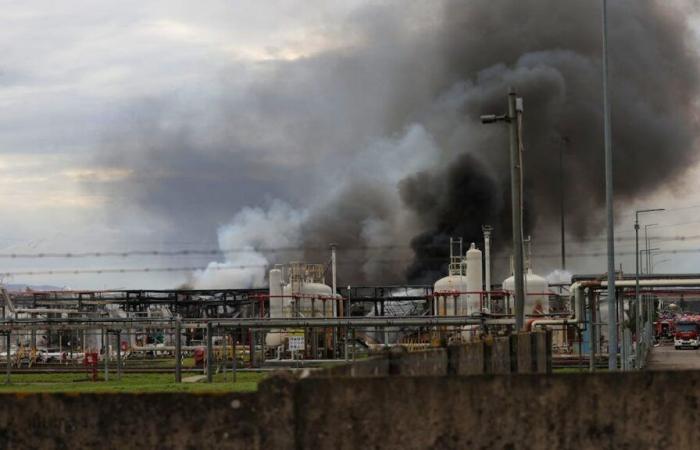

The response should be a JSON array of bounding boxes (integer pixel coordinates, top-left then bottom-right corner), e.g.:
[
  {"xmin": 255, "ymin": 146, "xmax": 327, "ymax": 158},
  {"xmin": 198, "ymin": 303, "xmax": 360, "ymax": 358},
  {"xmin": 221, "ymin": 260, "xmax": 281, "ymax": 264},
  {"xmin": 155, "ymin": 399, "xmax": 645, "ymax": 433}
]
[
  {"xmin": 266, "ymin": 268, "xmax": 285, "ymax": 347},
  {"xmin": 282, "ymin": 282, "xmax": 334, "ymax": 318},
  {"xmin": 465, "ymin": 243, "xmax": 483, "ymax": 314},
  {"xmin": 433, "ymin": 274, "xmax": 468, "ymax": 316},
  {"xmin": 266, "ymin": 264, "xmax": 335, "ymax": 348},
  {"xmin": 268, "ymin": 268, "xmax": 283, "ymax": 318},
  {"xmin": 502, "ymin": 269, "xmax": 550, "ymax": 315}
]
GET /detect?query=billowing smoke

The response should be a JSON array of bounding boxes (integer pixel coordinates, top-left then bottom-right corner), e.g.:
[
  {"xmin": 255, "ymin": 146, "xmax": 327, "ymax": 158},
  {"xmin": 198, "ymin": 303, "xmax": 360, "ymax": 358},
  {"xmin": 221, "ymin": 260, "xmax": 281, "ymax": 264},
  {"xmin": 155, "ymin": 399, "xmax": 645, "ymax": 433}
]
[
  {"xmin": 193, "ymin": 200, "xmax": 305, "ymax": 288},
  {"xmin": 93, "ymin": 0, "xmax": 700, "ymax": 287}
]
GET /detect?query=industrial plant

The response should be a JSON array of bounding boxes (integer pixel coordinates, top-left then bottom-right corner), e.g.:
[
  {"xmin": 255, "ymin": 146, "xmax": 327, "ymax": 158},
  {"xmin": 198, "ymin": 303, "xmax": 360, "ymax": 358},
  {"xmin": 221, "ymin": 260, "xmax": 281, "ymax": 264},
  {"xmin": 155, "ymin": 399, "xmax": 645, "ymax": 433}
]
[
  {"xmin": 0, "ymin": 226, "xmax": 689, "ymax": 375},
  {"xmin": 4, "ymin": 0, "xmax": 700, "ymax": 448}
]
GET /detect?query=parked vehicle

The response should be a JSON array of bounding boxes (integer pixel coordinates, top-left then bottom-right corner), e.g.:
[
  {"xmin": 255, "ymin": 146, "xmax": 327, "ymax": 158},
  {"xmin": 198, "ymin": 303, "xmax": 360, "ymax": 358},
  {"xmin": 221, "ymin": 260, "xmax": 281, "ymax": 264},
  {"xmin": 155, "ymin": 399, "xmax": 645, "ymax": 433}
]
[
  {"xmin": 655, "ymin": 319, "xmax": 676, "ymax": 340},
  {"xmin": 674, "ymin": 320, "xmax": 700, "ymax": 349},
  {"xmin": 38, "ymin": 348, "xmax": 67, "ymax": 363}
]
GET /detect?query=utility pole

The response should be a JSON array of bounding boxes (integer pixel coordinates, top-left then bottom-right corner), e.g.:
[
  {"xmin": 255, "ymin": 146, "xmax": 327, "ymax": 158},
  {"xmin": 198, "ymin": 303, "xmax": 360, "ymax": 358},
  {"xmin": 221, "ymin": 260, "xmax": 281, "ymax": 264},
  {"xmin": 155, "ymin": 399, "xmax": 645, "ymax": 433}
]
[
  {"xmin": 635, "ymin": 215, "xmax": 640, "ymax": 367},
  {"xmin": 481, "ymin": 90, "xmax": 526, "ymax": 331},
  {"xmin": 175, "ymin": 316, "xmax": 182, "ymax": 383},
  {"xmin": 559, "ymin": 137, "xmax": 569, "ymax": 270},
  {"xmin": 330, "ymin": 243, "xmax": 337, "ymax": 358},
  {"xmin": 482, "ymin": 225, "xmax": 493, "ymax": 309},
  {"xmin": 509, "ymin": 91, "xmax": 525, "ymax": 332},
  {"xmin": 601, "ymin": 0, "xmax": 617, "ymax": 371},
  {"xmin": 634, "ymin": 209, "xmax": 663, "ymax": 369}
]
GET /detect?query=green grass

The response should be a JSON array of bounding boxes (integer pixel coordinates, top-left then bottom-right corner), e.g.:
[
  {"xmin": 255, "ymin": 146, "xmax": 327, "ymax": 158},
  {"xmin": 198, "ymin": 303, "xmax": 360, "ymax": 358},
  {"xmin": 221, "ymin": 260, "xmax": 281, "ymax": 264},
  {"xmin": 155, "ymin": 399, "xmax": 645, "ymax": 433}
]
[{"xmin": 0, "ymin": 371, "xmax": 267, "ymax": 394}]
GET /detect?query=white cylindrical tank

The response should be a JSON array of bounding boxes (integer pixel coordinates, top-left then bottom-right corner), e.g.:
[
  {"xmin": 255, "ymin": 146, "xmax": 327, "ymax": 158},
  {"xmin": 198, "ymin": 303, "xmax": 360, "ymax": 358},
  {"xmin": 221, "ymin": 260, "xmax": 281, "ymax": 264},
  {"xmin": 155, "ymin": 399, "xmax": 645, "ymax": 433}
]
[
  {"xmin": 268, "ymin": 268, "xmax": 283, "ymax": 318},
  {"xmin": 433, "ymin": 275, "xmax": 467, "ymax": 316},
  {"xmin": 266, "ymin": 271, "xmax": 335, "ymax": 348},
  {"xmin": 503, "ymin": 270, "xmax": 550, "ymax": 315},
  {"xmin": 466, "ymin": 243, "xmax": 483, "ymax": 315},
  {"xmin": 266, "ymin": 268, "xmax": 284, "ymax": 347}
]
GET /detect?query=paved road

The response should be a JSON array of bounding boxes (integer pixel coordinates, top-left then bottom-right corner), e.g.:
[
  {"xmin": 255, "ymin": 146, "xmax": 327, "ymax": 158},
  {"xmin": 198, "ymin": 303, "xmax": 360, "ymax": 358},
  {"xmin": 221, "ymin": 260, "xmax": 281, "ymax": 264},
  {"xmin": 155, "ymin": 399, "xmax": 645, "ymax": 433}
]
[{"xmin": 647, "ymin": 344, "xmax": 700, "ymax": 370}]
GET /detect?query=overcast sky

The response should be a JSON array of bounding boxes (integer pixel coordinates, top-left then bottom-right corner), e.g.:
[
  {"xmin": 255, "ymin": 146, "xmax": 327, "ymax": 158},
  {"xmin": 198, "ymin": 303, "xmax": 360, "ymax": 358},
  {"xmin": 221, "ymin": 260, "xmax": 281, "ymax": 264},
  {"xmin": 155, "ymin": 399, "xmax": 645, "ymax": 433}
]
[
  {"xmin": 1, "ymin": 1, "xmax": 699, "ymax": 289},
  {"xmin": 0, "ymin": 0, "xmax": 373, "ymax": 288}
]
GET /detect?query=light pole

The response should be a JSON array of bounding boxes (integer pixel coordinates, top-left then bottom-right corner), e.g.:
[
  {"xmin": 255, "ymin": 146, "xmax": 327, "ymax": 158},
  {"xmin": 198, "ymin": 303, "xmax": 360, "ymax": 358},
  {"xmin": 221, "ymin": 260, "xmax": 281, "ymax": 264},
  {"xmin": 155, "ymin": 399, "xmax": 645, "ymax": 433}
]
[
  {"xmin": 481, "ymin": 90, "xmax": 526, "ymax": 331},
  {"xmin": 482, "ymin": 225, "xmax": 493, "ymax": 309},
  {"xmin": 644, "ymin": 224, "xmax": 658, "ymax": 274},
  {"xmin": 601, "ymin": 0, "xmax": 617, "ymax": 371},
  {"xmin": 642, "ymin": 245, "xmax": 661, "ymax": 341},
  {"xmin": 634, "ymin": 208, "xmax": 664, "ymax": 369},
  {"xmin": 559, "ymin": 137, "xmax": 570, "ymax": 270}
]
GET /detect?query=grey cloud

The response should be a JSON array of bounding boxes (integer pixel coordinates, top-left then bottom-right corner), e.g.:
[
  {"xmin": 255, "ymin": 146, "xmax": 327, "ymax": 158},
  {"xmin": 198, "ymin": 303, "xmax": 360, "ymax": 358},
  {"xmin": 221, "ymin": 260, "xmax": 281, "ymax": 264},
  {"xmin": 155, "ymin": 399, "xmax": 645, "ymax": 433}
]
[{"xmin": 87, "ymin": 0, "xmax": 700, "ymax": 285}]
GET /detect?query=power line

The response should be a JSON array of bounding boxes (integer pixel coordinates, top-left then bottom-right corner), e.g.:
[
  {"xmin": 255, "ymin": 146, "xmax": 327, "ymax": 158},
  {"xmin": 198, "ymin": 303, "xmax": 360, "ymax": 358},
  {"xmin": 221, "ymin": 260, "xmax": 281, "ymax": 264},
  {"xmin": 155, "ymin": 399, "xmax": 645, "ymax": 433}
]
[
  {"xmin": 2, "ymin": 232, "xmax": 700, "ymax": 259},
  {"xmin": 2, "ymin": 246, "xmax": 700, "ymax": 278},
  {"xmin": 0, "ymin": 264, "xmax": 266, "ymax": 278}
]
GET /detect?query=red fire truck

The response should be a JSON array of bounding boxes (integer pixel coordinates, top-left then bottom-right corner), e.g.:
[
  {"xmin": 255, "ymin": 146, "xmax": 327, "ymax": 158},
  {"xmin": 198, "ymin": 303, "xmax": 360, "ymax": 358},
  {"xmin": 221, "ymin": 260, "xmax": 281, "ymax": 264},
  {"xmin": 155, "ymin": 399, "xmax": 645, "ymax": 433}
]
[{"xmin": 674, "ymin": 316, "xmax": 700, "ymax": 350}]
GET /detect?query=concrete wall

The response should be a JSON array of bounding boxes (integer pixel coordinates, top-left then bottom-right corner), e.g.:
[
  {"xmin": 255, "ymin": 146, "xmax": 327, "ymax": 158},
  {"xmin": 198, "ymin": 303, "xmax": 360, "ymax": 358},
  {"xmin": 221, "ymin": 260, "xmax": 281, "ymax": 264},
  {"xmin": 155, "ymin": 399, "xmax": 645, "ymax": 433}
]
[
  {"xmin": 0, "ymin": 332, "xmax": 567, "ymax": 449},
  {"xmin": 293, "ymin": 372, "xmax": 700, "ymax": 450},
  {"xmin": 389, "ymin": 348, "xmax": 448, "ymax": 376},
  {"xmin": 533, "ymin": 331, "xmax": 550, "ymax": 373},
  {"xmin": 5, "ymin": 371, "xmax": 700, "ymax": 449},
  {"xmin": 447, "ymin": 341, "xmax": 484, "ymax": 375},
  {"xmin": 514, "ymin": 333, "xmax": 534, "ymax": 373},
  {"xmin": 318, "ymin": 331, "xmax": 551, "ymax": 379},
  {"xmin": 0, "ymin": 392, "xmax": 262, "ymax": 450},
  {"xmin": 486, "ymin": 337, "xmax": 513, "ymax": 374},
  {"xmin": 320, "ymin": 357, "xmax": 389, "ymax": 377}
]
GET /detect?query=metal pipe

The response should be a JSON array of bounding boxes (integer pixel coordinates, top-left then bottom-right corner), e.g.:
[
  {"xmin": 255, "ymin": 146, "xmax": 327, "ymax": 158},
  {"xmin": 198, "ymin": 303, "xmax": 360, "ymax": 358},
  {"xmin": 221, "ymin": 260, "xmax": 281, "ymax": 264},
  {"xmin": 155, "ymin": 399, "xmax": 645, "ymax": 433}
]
[
  {"xmin": 509, "ymin": 90, "xmax": 526, "ymax": 331},
  {"xmin": 530, "ymin": 281, "xmax": 584, "ymax": 329},
  {"xmin": 1, "ymin": 289, "xmax": 78, "ymax": 316},
  {"xmin": 331, "ymin": 244, "xmax": 337, "ymax": 316},
  {"xmin": 530, "ymin": 277, "xmax": 700, "ymax": 367},
  {"xmin": 634, "ymin": 209, "xmax": 664, "ymax": 369},
  {"xmin": 482, "ymin": 225, "xmax": 493, "ymax": 309},
  {"xmin": 222, "ymin": 330, "xmax": 227, "ymax": 381},
  {"xmin": 103, "ymin": 328, "xmax": 109, "ymax": 382},
  {"xmin": 206, "ymin": 322, "xmax": 213, "ymax": 383},
  {"xmin": 559, "ymin": 138, "xmax": 567, "ymax": 270},
  {"xmin": 588, "ymin": 288, "xmax": 596, "ymax": 372},
  {"xmin": 0, "ymin": 315, "xmax": 496, "ymax": 331},
  {"xmin": 330, "ymin": 244, "xmax": 338, "ymax": 358},
  {"xmin": 600, "ymin": 279, "xmax": 700, "ymax": 287},
  {"xmin": 232, "ymin": 330, "xmax": 237, "ymax": 383},
  {"xmin": 601, "ymin": 0, "xmax": 617, "ymax": 371},
  {"xmin": 344, "ymin": 285, "xmax": 350, "ymax": 361},
  {"xmin": 619, "ymin": 284, "xmax": 627, "ymax": 371},
  {"xmin": 116, "ymin": 330, "xmax": 122, "ymax": 380},
  {"xmin": 5, "ymin": 332, "xmax": 10, "ymax": 384},
  {"xmin": 175, "ymin": 317, "xmax": 182, "ymax": 383},
  {"xmin": 635, "ymin": 214, "xmax": 641, "ymax": 367}
]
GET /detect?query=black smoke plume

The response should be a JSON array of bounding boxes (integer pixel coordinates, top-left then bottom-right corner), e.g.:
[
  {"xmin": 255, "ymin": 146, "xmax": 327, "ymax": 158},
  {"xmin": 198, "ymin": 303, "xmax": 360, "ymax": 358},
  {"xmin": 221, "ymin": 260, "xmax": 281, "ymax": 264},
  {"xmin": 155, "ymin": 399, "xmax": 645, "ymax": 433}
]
[{"xmin": 93, "ymin": 1, "xmax": 700, "ymax": 286}]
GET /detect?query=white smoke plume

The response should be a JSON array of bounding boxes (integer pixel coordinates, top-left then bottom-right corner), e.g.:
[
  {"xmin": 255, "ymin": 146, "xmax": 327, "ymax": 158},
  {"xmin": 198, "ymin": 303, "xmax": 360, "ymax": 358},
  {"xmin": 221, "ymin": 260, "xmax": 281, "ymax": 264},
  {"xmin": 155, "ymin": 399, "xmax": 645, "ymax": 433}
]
[
  {"xmin": 196, "ymin": 123, "xmax": 443, "ymax": 286},
  {"xmin": 546, "ymin": 269, "xmax": 572, "ymax": 285},
  {"xmin": 193, "ymin": 200, "xmax": 306, "ymax": 288}
]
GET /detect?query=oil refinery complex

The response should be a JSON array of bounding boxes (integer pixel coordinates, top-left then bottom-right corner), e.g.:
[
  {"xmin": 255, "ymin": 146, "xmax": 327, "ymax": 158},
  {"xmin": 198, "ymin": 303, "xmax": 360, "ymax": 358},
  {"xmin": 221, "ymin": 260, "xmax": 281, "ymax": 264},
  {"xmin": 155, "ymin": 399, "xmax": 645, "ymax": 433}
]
[{"xmin": 0, "ymin": 227, "xmax": 697, "ymax": 379}]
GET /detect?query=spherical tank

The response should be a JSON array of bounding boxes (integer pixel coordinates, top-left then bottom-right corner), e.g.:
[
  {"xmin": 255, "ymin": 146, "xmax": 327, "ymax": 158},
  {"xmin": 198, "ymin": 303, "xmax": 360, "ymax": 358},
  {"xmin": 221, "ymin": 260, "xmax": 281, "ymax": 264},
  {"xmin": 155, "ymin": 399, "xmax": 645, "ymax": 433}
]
[
  {"xmin": 466, "ymin": 243, "xmax": 483, "ymax": 315},
  {"xmin": 283, "ymin": 282, "xmax": 334, "ymax": 318},
  {"xmin": 502, "ymin": 270, "xmax": 550, "ymax": 315},
  {"xmin": 433, "ymin": 275, "xmax": 468, "ymax": 316}
]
